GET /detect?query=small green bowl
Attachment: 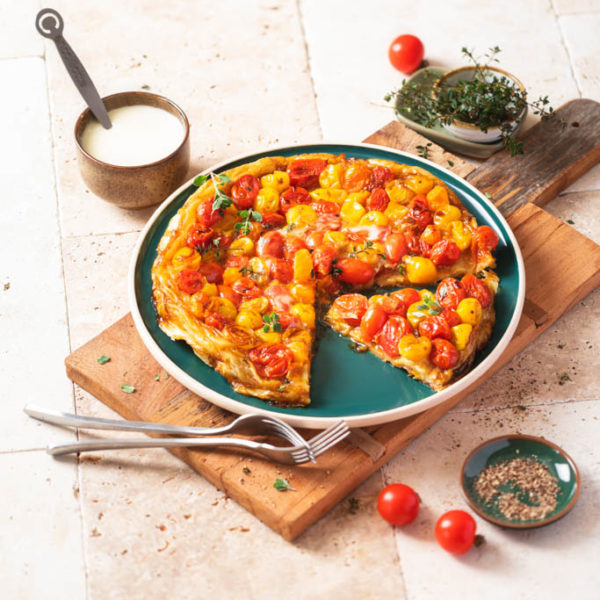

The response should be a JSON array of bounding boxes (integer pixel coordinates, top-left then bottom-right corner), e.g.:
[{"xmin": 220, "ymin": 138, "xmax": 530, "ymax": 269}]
[{"xmin": 461, "ymin": 435, "xmax": 580, "ymax": 529}]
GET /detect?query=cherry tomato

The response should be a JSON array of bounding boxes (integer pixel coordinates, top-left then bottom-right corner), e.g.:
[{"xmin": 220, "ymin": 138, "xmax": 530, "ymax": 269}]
[
  {"xmin": 248, "ymin": 344, "xmax": 294, "ymax": 379},
  {"xmin": 257, "ymin": 231, "xmax": 285, "ymax": 258},
  {"xmin": 280, "ymin": 186, "xmax": 311, "ymax": 213},
  {"xmin": 442, "ymin": 308, "xmax": 462, "ymax": 328},
  {"xmin": 390, "ymin": 288, "xmax": 421, "ymax": 312},
  {"xmin": 378, "ymin": 315, "xmax": 412, "ymax": 357},
  {"xmin": 418, "ymin": 316, "xmax": 451, "ymax": 340},
  {"xmin": 312, "ymin": 246, "xmax": 338, "ymax": 278},
  {"xmin": 231, "ymin": 174, "xmax": 260, "ymax": 209},
  {"xmin": 276, "ymin": 312, "xmax": 300, "ymax": 331},
  {"xmin": 232, "ymin": 276, "xmax": 263, "ymax": 299},
  {"xmin": 186, "ymin": 225, "xmax": 214, "ymax": 250},
  {"xmin": 311, "ymin": 200, "xmax": 339, "ymax": 215},
  {"xmin": 218, "ymin": 284, "xmax": 241, "ymax": 307},
  {"xmin": 261, "ymin": 212, "xmax": 286, "ymax": 229},
  {"xmin": 198, "ymin": 262, "xmax": 224, "ymax": 284},
  {"xmin": 287, "ymin": 159, "xmax": 327, "ymax": 188},
  {"xmin": 436, "ymin": 278, "xmax": 466, "ymax": 310},
  {"xmin": 378, "ymin": 294, "xmax": 404, "ymax": 315},
  {"xmin": 410, "ymin": 195, "xmax": 433, "ymax": 230},
  {"xmin": 435, "ymin": 510, "xmax": 477, "ymax": 554},
  {"xmin": 366, "ymin": 188, "xmax": 390, "ymax": 212},
  {"xmin": 177, "ymin": 269, "xmax": 204, "ymax": 294},
  {"xmin": 283, "ymin": 235, "xmax": 308, "ymax": 260},
  {"xmin": 204, "ymin": 312, "xmax": 231, "ymax": 330},
  {"xmin": 197, "ymin": 198, "xmax": 221, "ymax": 227},
  {"xmin": 337, "ymin": 258, "xmax": 375, "ymax": 285},
  {"xmin": 388, "ymin": 34, "xmax": 424, "ymax": 74},
  {"xmin": 225, "ymin": 254, "xmax": 249, "ymax": 270},
  {"xmin": 419, "ymin": 237, "xmax": 432, "ymax": 258},
  {"xmin": 264, "ymin": 284, "xmax": 293, "ymax": 312},
  {"xmin": 268, "ymin": 258, "xmax": 293, "ymax": 284},
  {"xmin": 430, "ymin": 239, "xmax": 461, "ymax": 266},
  {"xmin": 377, "ymin": 483, "xmax": 420, "ymax": 525},
  {"xmin": 474, "ymin": 225, "xmax": 499, "ymax": 253},
  {"xmin": 404, "ymin": 231, "xmax": 420, "ymax": 255},
  {"xmin": 331, "ymin": 294, "xmax": 368, "ymax": 326},
  {"xmin": 430, "ymin": 338, "xmax": 459, "ymax": 369},
  {"xmin": 461, "ymin": 274, "xmax": 492, "ymax": 309},
  {"xmin": 306, "ymin": 230, "xmax": 325, "ymax": 250},
  {"xmin": 368, "ymin": 165, "xmax": 395, "ymax": 191},
  {"xmin": 212, "ymin": 233, "xmax": 232, "ymax": 249},
  {"xmin": 315, "ymin": 214, "xmax": 342, "ymax": 232},
  {"xmin": 342, "ymin": 161, "xmax": 372, "ymax": 192},
  {"xmin": 360, "ymin": 305, "xmax": 387, "ymax": 342}
]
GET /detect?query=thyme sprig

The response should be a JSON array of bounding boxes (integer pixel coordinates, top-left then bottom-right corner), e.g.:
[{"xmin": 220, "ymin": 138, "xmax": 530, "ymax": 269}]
[
  {"xmin": 193, "ymin": 172, "xmax": 233, "ymax": 213},
  {"xmin": 262, "ymin": 312, "xmax": 282, "ymax": 333},
  {"xmin": 416, "ymin": 295, "xmax": 442, "ymax": 315},
  {"xmin": 235, "ymin": 209, "xmax": 263, "ymax": 235}
]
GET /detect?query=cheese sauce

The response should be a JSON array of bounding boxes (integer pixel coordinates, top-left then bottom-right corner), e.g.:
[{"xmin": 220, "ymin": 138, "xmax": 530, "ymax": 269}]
[{"xmin": 80, "ymin": 104, "xmax": 184, "ymax": 166}]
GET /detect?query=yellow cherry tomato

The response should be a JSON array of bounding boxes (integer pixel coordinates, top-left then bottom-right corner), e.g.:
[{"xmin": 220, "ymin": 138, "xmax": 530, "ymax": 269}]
[
  {"xmin": 254, "ymin": 187, "xmax": 280, "ymax": 213},
  {"xmin": 293, "ymin": 249, "xmax": 314, "ymax": 283},
  {"xmin": 359, "ymin": 211, "xmax": 389, "ymax": 227},
  {"xmin": 256, "ymin": 330, "xmax": 282, "ymax": 344},
  {"xmin": 286, "ymin": 204, "xmax": 318, "ymax": 227},
  {"xmin": 405, "ymin": 256, "xmax": 438, "ymax": 284},
  {"xmin": 340, "ymin": 199, "xmax": 367, "ymax": 225},
  {"xmin": 223, "ymin": 266, "xmax": 243, "ymax": 286},
  {"xmin": 290, "ymin": 283, "xmax": 315, "ymax": 304},
  {"xmin": 319, "ymin": 163, "xmax": 344, "ymax": 188},
  {"xmin": 456, "ymin": 298, "xmax": 483, "ymax": 326},
  {"xmin": 291, "ymin": 303, "xmax": 316, "ymax": 329},
  {"xmin": 260, "ymin": 170, "xmax": 290, "ymax": 193},
  {"xmin": 215, "ymin": 298, "xmax": 237, "ymax": 321},
  {"xmin": 398, "ymin": 334, "xmax": 432, "ymax": 362},
  {"xmin": 450, "ymin": 221, "xmax": 472, "ymax": 251},
  {"xmin": 227, "ymin": 236, "xmax": 255, "ymax": 256},
  {"xmin": 405, "ymin": 175, "xmax": 434, "ymax": 195},
  {"xmin": 434, "ymin": 205, "xmax": 462, "ymax": 230},
  {"xmin": 235, "ymin": 309, "xmax": 263, "ymax": 329},
  {"xmin": 426, "ymin": 185, "xmax": 449, "ymax": 211},
  {"xmin": 451, "ymin": 323, "xmax": 473, "ymax": 351}
]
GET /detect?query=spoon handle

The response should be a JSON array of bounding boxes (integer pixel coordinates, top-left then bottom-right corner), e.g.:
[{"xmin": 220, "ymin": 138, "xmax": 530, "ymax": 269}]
[{"xmin": 35, "ymin": 8, "xmax": 111, "ymax": 129}]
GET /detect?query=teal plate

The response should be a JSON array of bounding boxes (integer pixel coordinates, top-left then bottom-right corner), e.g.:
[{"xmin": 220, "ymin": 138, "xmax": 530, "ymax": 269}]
[
  {"xmin": 461, "ymin": 435, "xmax": 580, "ymax": 528},
  {"xmin": 129, "ymin": 143, "xmax": 525, "ymax": 428}
]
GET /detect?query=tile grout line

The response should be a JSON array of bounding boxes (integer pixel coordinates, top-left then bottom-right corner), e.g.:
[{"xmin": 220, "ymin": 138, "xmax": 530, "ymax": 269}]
[
  {"xmin": 41, "ymin": 40, "xmax": 91, "ymax": 600},
  {"xmin": 450, "ymin": 395, "xmax": 600, "ymax": 415},
  {"xmin": 549, "ymin": 0, "xmax": 583, "ymax": 97},
  {"xmin": 295, "ymin": 0, "xmax": 324, "ymax": 139}
]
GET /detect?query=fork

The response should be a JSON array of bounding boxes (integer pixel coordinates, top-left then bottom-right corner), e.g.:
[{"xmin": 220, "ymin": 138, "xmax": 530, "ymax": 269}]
[{"xmin": 24, "ymin": 404, "xmax": 309, "ymax": 450}]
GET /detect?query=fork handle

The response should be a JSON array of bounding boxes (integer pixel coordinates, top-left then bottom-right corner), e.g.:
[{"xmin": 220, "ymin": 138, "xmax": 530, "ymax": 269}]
[
  {"xmin": 25, "ymin": 404, "xmax": 235, "ymax": 437},
  {"xmin": 47, "ymin": 436, "xmax": 265, "ymax": 456}
]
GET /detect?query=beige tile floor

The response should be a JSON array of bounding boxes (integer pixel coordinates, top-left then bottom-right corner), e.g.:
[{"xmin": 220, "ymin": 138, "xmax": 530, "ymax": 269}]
[{"xmin": 2, "ymin": 0, "xmax": 599, "ymax": 598}]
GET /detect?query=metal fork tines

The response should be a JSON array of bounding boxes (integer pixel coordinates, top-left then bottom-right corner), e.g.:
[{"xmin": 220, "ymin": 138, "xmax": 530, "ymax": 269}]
[{"xmin": 306, "ymin": 421, "xmax": 350, "ymax": 458}]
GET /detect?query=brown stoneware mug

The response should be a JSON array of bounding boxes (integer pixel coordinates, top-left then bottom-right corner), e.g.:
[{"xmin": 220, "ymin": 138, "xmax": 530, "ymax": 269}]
[{"xmin": 74, "ymin": 91, "xmax": 190, "ymax": 209}]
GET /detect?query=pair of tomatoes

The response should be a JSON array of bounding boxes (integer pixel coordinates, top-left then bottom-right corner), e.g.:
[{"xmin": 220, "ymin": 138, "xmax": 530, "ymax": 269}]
[{"xmin": 377, "ymin": 484, "xmax": 478, "ymax": 554}]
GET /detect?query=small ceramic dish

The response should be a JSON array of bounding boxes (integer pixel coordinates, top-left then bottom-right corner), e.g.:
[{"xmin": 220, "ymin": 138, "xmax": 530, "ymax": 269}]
[
  {"xmin": 461, "ymin": 434, "xmax": 580, "ymax": 529},
  {"xmin": 74, "ymin": 91, "xmax": 190, "ymax": 209},
  {"xmin": 433, "ymin": 66, "xmax": 527, "ymax": 144}
]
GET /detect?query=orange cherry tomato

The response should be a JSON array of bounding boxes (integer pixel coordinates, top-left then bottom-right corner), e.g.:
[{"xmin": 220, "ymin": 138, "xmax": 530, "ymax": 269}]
[
  {"xmin": 283, "ymin": 235, "xmax": 308, "ymax": 260},
  {"xmin": 232, "ymin": 276, "xmax": 263, "ymax": 299},
  {"xmin": 197, "ymin": 198, "xmax": 221, "ymax": 227},
  {"xmin": 225, "ymin": 254, "xmax": 249, "ymax": 270},
  {"xmin": 257, "ymin": 231, "xmax": 285, "ymax": 258},
  {"xmin": 342, "ymin": 161, "xmax": 372, "ymax": 192},
  {"xmin": 410, "ymin": 195, "xmax": 433, "ymax": 230},
  {"xmin": 360, "ymin": 305, "xmax": 387, "ymax": 342},
  {"xmin": 312, "ymin": 246, "xmax": 338, "ymax": 278},
  {"xmin": 218, "ymin": 284, "xmax": 241, "ymax": 307},
  {"xmin": 287, "ymin": 159, "xmax": 327, "ymax": 188},
  {"xmin": 177, "ymin": 269, "xmax": 204, "ymax": 294},
  {"xmin": 332, "ymin": 294, "xmax": 368, "ymax": 326},
  {"xmin": 204, "ymin": 312, "xmax": 231, "ymax": 330},
  {"xmin": 379, "ymin": 294, "xmax": 404, "ymax": 315},
  {"xmin": 436, "ymin": 278, "xmax": 466, "ymax": 309},
  {"xmin": 198, "ymin": 262, "xmax": 224, "ymax": 284},
  {"xmin": 430, "ymin": 239, "xmax": 461, "ymax": 266},
  {"xmin": 311, "ymin": 200, "xmax": 339, "ymax": 215},
  {"xmin": 368, "ymin": 165, "xmax": 395, "ymax": 191},
  {"xmin": 366, "ymin": 188, "xmax": 390, "ymax": 212},
  {"xmin": 231, "ymin": 174, "xmax": 260, "ymax": 210},
  {"xmin": 461, "ymin": 274, "xmax": 492, "ymax": 309},
  {"xmin": 388, "ymin": 34, "xmax": 424, "ymax": 74},
  {"xmin": 418, "ymin": 316, "xmax": 452, "ymax": 340},
  {"xmin": 378, "ymin": 315, "xmax": 412, "ymax": 357},
  {"xmin": 248, "ymin": 344, "xmax": 294, "ymax": 379},
  {"xmin": 390, "ymin": 288, "xmax": 421, "ymax": 312},
  {"xmin": 186, "ymin": 225, "xmax": 214, "ymax": 250},
  {"xmin": 337, "ymin": 258, "xmax": 375, "ymax": 285},
  {"xmin": 261, "ymin": 212, "xmax": 286, "ymax": 229},
  {"xmin": 430, "ymin": 338, "xmax": 460, "ymax": 369},
  {"xmin": 441, "ymin": 308, "xmax": 462, "ymax": 328},
  {"xmin": 280, "ymin": 186, "xmax": 311, "ymax": 213}
]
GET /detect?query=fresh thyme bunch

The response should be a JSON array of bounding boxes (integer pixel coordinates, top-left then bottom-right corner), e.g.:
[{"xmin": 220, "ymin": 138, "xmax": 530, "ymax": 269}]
[{"xmin": 385, "ymin": 47, "xmax": 561, "ymax": 156}]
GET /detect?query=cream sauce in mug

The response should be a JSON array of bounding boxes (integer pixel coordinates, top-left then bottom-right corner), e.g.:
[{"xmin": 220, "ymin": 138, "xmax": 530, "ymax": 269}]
[{"xmin": 80, "ymin": 104, "xmax": 184, "ymax": 166}]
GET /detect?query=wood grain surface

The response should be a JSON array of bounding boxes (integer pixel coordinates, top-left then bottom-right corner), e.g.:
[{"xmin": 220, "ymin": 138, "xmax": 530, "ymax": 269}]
[{"xmin": 66, "ymin": 101, "xmax": 600, "ymax": 540}]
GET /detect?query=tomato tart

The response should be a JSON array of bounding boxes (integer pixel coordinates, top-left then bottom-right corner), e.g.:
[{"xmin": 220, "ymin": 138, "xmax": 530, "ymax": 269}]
[{"xmin": 151, "ymin": 153, "xmax": 500, "ymax": 405}]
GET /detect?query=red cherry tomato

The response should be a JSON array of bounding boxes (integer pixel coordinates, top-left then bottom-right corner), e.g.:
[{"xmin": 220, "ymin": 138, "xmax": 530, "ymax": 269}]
[
  {"xmin": 404, "ymin": 231, "xmax": 420, "ymax": 254},
  {"xmin": 232, "ymin": 276, "xmax": 263, "ymax": 299},
  {"xmin": 248, "ymin": 344, "xmax": 294, "ymax": 379},
  {"xmin": 436, "ymin": 278, "xmax": 466, "ymax": 309},
  {"xmin": 388, "ymin": 34, "xmax": 425, "ymax": 74},
  {"xmin": 331, "ymin": 294, "xmax": 368, "ymax": 326},
  {"xmin": 312, "ymin": 246, "xmax": 338, "ymax": 278},
  {"xmin": 474, "ymin": 225, "xmax": 499, "ymax": 253},
  {"xmin": 261, "ymin": 212, "xmax": 286, "ymax": 229},
  {"xmin": 366, "ymin": 188, "xmax": 390, "ymax": 212},
  {"xmin": 360, "ymin": 305, "xmax": 387, "ymax": 342},
  {"xmin": 378, "ymin": 294, "xmax": 404, "ymax": 315},
  {"xmin": 461, "ymin": 274, "xmax": 492, "ymax": 309},
  {"xmin": 418, "ymin": 316, "xmax": 452, "ymax": 340},
  {"xmin": 257, "ymin": 231, "xmax": 285, "ymax": 258},
  {"xmin": 204, "ymin": 312, "xmax": 231, "ymax": 330},
  {"xmin": 337, "ymin": 258, "xmax": 375, "ymax": 285},
  {"xmin": 287, "ymin": 159, "xmax": 327, "ymax": 188},
  {"xmin": 198, "ymin": 262, "xmax": 224, "ymax": 284},
  {"xmin": 430, "ymin": 338, "xmax": 460, "ymax": 369},
  {"xmin": 280, "ymin": 186, "xmax": 311, "ymax": 213},
  {"xmin": 186, "ymin": 225, "xmax": 214, "ymax": 250},
  {"xmin": 442, "ymin": 308, "xmax": 462, "ymax": 328},
  {"xmin": 231, "ymin": 174, "xmax": 260, "ymax": 209},
  {"xmin": 435, "ymin": 510, "xmax": 477, "ymax": 554},
  {"xmin": 276, "ymin": 312, "xmax": 300, "ymax": 331},
  {"xmin": 377, "ymin": 483, "xmax": 420, "ymax": 525},
  {"xmin": 419, "ymin": 237, "xmax": 433, "ymax": 258},
  {"xmin": 390, "ymin": 288, "xmax": 421, "ymax": 312},
  {"xmin": 311, "ymin": 200, "xmax": 339, "ymax": 215},
  {"xmin": 225, "ymin": 254, "xmax": 249, "ymax": 270},
  {"xmin": 410, "ymin": 196, "xmax": 433, "ymax": 230},
  {"xmin": 342, "ymin": 161, "xmax": 372, "ymax": 192},
  {"xmin": 283, "ymin": 235, "xmax": 308, "ymax": 260},
  {"xmin": 218, "ymin": 284, "xmax": 241, "ymax": 307},
  {"xmin": 306, "ymin": 230, "xmax": 325, "ymax": 250},
  {"xmin": 177, "ymin": 269, "xmax": 204, "ymax": 294},
  {"xmin": 196, "ymin": 198, "xmax": 221, "ymax": 227},
  {"xmin": 368, "ymin": 165, "xmax": 395, "ymax": 191},
  {"xmin": 430, "ymin": 239, "xmax": 461, "ymax": 266},
  {"xmin": 378, "ymin": 315, "xmax": 412, "ymax": 357},
  {"xmin": 268, "ymin": 258, "xmax": 293, "ymax": 284},
  {"xmin": 264, "ymin": 284, "xmax": 293, "ymax": 312}
]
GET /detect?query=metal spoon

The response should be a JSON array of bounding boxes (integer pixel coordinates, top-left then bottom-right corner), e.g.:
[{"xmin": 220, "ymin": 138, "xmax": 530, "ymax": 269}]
[{"xmin": 35, "ymin": 8, "xmax": 111, "ymax": 129}]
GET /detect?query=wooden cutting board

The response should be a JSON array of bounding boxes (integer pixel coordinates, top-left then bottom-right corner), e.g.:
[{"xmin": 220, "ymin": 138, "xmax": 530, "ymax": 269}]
[{"xmin": 66, "ymin": 99, "xmax": 600, "ymax": 541}]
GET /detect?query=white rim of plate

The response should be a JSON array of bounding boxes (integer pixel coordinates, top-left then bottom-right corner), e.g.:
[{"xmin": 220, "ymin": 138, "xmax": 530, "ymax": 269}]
[{"xmin": 128, "ymin": 142, "xmax": 525, "ymax": 429}]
